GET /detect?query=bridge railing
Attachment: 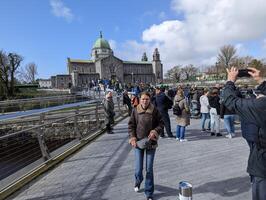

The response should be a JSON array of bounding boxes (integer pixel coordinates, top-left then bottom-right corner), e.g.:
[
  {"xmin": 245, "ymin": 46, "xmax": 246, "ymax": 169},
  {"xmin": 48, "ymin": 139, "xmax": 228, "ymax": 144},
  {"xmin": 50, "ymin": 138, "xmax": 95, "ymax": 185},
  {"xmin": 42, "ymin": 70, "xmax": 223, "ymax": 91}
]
[
  {"xmin": 0, "ymin": 97, "xmax": 128, "ymax": 191},
  {"xmin": 0, "ymin": 95, "xmax": 90, "ymax": 113}
]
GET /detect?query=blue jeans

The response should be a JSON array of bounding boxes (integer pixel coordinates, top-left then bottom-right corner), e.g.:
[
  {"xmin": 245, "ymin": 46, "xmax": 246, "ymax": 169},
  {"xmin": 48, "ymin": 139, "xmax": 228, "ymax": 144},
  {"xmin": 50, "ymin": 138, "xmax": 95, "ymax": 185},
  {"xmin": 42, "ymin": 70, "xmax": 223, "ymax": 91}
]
[
  {"xmin": 135, "ymin": 148, "xmax": 156, "ymax": 198},
  {"xmin": 176, "ymin": 125, "xmax": 186, "ymax": 139},
  {"xmin": 201, "ymin": 113, "xmax": 210, "ymax": 130},
  {"xmin": 252, "ymin": 176, "xmax": 266, "ymax": 200},
  {"xmin": 223, "ymin": 115, "xmax": 235, "ymax": 134}
]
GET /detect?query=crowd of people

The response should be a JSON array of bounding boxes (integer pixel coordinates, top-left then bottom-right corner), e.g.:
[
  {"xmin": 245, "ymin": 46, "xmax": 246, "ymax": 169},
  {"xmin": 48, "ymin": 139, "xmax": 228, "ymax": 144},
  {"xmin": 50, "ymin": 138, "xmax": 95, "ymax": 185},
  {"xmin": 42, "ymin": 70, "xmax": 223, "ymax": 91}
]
[{"xmin": 101, "ymin": 67, "xmax": 266, "ymax": 200}]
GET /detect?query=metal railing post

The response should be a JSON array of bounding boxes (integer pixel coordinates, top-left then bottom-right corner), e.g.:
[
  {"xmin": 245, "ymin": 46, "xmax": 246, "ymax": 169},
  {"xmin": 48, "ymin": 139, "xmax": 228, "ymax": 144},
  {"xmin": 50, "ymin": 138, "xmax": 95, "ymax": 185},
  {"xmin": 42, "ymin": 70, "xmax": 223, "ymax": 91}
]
[
  {"xmin": 38, "ymin": 113, "xmax": 51, "ymax": 161},
  {"xmin": 74, "ymin": 107, "xmax": 82, "ymax": 139},
  {"xmin": 117, "ymin": 95, "xmax": 122, "ymax": 115},
  {"xmin": 95, "ymin": 102, "xmax": 100, "ymax": 128}
]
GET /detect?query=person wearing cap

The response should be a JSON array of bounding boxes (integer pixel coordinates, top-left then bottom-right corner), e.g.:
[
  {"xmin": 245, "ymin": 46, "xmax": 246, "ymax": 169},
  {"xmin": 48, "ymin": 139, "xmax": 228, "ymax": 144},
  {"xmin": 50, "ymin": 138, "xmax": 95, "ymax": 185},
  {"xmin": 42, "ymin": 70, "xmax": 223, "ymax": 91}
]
[
  {"xmin": 223, "ymin": 67, "xmax": 266, "ymax": 200},
  {"xmin": 128, "ymin": 91, "xmax": 164, "ymax": 200},
  {"xmin": 102, "ymin": 91, "xmax": 115, "ymax": 134}
]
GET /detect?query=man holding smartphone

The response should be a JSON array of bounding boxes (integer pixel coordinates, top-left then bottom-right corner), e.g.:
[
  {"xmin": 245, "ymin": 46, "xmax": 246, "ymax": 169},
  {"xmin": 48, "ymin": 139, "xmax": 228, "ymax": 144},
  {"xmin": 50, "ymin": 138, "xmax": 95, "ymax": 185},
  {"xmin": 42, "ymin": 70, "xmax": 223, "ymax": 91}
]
[{"xmin": 223, "ymin": 67, "xmax": 266, "ymax": 200}]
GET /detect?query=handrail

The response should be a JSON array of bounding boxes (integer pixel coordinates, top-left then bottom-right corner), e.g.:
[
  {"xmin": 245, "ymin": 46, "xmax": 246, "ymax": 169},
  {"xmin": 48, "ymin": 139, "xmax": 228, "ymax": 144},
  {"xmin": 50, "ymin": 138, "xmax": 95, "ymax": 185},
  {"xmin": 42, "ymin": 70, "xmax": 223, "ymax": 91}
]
[
  {"xmin": 0, "ymin": 95, "xmax": 75, "ymax": 104},
  {"xmin": 0, "ymin": 96, "xmax": 127, "ymax": 191},
  {"xmin": 0, "ymin": 108, "xmax": 96, "ymax": 140}
]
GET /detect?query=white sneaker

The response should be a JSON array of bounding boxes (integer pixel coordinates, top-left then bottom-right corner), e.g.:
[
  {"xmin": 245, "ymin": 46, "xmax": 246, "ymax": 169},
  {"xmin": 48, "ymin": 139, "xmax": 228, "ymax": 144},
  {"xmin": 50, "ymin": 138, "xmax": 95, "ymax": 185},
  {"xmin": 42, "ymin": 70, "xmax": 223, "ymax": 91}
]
[
  {"xmin": 176, "ymin": 138, "xmax": 180, "ymax": 141},
  {"xmin": 180, "ymin": 139, "xmax": 188, "ymax": 142},
  {"xmin": 134, "ymin": 187, "xmax": 139, "ymax": 192},
  {"xmin": 231, "ymin": 133, "xmax": 236, "ymax": 137},
  {"xmin": 134, "ymin": 183, "xmax": 140, "ymax": 192},
  {"xmin": 225, "ymin": 134, "xmax": 232, "ymax": 139}
]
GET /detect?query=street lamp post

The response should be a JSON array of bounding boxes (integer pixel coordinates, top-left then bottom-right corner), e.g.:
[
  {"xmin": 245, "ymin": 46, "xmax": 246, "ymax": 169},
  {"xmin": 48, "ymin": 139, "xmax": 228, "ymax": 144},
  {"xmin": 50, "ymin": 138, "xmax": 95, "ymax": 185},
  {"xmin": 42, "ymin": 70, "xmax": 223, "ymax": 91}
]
[
  {"xmin": 131, "ymin": 72, "xmax": 134, "ymax": 83},
  {"xmin": 215, "ymin": 62, "xmax": 220, "ymax": 81}
]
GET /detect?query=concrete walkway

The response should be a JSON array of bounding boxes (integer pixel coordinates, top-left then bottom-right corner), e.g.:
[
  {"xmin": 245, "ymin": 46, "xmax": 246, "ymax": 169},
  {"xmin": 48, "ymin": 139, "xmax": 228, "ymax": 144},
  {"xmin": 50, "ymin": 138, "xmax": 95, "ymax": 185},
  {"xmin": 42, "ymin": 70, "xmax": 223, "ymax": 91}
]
[{"xmin": 8, "ymin": 114, "xmax": 251, "ymax": 200}]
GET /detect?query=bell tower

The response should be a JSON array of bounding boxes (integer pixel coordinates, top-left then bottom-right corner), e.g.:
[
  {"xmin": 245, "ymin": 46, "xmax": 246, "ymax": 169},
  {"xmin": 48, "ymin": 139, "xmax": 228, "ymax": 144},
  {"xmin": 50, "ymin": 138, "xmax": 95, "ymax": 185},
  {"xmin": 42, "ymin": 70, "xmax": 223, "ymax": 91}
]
[
  {"xmin": 141, "ymin": 52, "xmax": 148, "ymax": 61},
  {"xmin": 152, "ymin": 48, "xmax": 163, "ymax": 83}
]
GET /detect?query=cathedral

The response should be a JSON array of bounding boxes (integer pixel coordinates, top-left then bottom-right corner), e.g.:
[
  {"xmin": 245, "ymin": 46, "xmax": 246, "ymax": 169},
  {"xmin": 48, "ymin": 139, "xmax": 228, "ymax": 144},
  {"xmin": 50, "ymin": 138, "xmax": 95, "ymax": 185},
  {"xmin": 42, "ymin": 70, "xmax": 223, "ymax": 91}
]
[{"xmin": 51, "ymin": 32, "xmax": 163, "ymax": 89}]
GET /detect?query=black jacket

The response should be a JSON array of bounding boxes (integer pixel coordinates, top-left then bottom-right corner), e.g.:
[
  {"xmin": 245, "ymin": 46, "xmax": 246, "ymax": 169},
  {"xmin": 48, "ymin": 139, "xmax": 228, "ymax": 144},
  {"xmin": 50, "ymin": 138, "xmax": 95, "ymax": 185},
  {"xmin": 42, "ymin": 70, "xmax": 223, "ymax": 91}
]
[
  {"xmin": 241, "ymin": 119, "xmax": 259, "ymax": 142},
  {"xmin": 220, "ymin": 103, "xmax": 235, "ymax": 118},
  {"xmin": 223, "ymin": 81, "xmax": 266, "ymax": 178},
  {"xmin": 208, "ymin": 95, "xmax": 220, "ymax": 115},
  {"xmin": 153, "ymin": 92, "xmax": 173, "ymax": 113}
]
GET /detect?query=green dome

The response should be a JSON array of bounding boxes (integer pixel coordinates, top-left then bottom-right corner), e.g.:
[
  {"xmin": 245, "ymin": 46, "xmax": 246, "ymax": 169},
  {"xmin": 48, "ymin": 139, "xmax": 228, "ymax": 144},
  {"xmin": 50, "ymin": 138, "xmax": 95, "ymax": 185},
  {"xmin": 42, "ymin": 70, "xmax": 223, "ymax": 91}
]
[{"xmin": 93, "ymin": 33, "xmax": 111, "ymax": 49}]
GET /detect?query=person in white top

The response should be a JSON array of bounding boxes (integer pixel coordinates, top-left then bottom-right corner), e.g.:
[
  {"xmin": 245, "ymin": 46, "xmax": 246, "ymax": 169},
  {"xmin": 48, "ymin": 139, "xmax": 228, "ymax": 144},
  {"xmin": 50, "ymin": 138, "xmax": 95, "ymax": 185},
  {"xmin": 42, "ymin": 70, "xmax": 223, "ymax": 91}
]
[{"xmin": 199, "ymin": 88, "xmax": 211, "ymax": 132}]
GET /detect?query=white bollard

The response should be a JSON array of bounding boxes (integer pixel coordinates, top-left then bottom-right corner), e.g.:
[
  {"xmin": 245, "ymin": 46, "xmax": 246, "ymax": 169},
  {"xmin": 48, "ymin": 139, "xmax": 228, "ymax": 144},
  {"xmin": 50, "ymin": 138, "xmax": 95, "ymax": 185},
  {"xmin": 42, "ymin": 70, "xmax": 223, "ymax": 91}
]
[{"xmin": 179, "ymin": 181, "xmax": 192, "ymax": 200}]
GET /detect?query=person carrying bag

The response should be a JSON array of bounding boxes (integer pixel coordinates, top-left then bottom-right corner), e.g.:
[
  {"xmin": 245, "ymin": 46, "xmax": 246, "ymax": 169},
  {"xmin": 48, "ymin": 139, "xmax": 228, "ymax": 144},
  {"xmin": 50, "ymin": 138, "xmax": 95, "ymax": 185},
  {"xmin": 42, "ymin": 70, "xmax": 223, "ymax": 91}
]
[{"xmin": 128, "ymin": 91, "xmax": 164, "ymax": 200}]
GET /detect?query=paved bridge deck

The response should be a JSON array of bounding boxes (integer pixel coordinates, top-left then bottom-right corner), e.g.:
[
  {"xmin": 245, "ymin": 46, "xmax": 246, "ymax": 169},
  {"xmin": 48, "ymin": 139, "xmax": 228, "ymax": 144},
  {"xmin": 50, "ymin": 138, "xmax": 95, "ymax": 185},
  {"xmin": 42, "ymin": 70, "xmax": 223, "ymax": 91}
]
[{"xmin": 8, "ymin": 114, "xmax": 251, "ymax": 200}]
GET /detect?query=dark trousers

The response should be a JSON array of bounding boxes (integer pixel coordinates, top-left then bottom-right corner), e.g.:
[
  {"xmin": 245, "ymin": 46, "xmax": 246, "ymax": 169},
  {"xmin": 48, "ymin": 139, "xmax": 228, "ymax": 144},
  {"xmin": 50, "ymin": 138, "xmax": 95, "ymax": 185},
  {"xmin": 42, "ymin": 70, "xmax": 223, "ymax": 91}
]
[
  {"xmin": 106, "ymin": 123, "xmax": 112, "ymax": 133},
  {"xmin": 246, "ymin": 140, "xmax": 255, "ymax": 182},
  {"xmin": 106, "ymin": 117, "xmax": 114, "ymax": 133},
  {"xmin": 252, "ymin": 176, "xmax": 266, "ymax": 200},
  {"xmin": 127, "ymin": 103, "xmax": 132, "ymax": 116},
  {"xmin": 161, "ymin": 112, "xmax": 173, "ymax": 137}
]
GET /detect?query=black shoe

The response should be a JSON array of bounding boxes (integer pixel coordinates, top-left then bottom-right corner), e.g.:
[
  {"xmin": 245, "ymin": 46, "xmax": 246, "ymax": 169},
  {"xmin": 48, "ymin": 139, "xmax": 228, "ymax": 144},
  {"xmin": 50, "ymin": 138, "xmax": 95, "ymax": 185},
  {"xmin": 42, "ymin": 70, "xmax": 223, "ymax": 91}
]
[
  {"xmin": 216, "ymin": 133, "xmax": 222, "ymax": 137},
  {"xmin": 160, "ymin": 135, "xmax": 165, "ymax": 138},
  {"xmin": 134, "ymin": 183, "xmax": 140, "ymax": 192},
  {"xmin": 206, "ymin": 128, "xmax": 211, "ymax": 132},
  {"xmin": 210, "ymin": 132, "xmax": 215, "ymax": 136},
  {"xmin": 167, "ymin": 135, "xmax": 175, "ymax": 139},
  {"xmin": 201, "ymin": 129, "xmax": 206, "ymax": 132},
  {"xmin": 107, "ymin": 131, "xmax": 114, "ymax": 134}
]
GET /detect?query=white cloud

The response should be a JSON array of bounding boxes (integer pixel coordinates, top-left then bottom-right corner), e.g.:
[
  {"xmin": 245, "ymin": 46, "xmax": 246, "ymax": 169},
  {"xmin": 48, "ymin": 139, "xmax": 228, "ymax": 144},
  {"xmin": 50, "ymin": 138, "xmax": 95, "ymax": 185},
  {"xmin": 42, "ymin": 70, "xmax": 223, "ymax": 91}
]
[
  {"xmin": 116, "ymin": 0, "xmax": 266, "ymax": 73},
  {"xmin": 50, "ymin": 0, "xmax": 74, "ymax": 23}
]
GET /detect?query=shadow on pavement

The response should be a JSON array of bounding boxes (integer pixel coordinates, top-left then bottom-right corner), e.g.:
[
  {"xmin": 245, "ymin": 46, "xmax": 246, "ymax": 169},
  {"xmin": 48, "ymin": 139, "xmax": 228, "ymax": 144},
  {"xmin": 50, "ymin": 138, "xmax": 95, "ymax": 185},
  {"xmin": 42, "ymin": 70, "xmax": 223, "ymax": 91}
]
[
  {"xmin": 185, "ymin": 128, "xmax": 242, "ymax": 142},
  {"xmin": 193, "ymin": 176, "xmax": 250, "ymax": 197},
  {"xmin": 154, "ymin": 184, "xmax": 179, "ymax": 199},
  {"xmin": 72, "ymin": 136, "xmax": 132, "ymax": 200}
]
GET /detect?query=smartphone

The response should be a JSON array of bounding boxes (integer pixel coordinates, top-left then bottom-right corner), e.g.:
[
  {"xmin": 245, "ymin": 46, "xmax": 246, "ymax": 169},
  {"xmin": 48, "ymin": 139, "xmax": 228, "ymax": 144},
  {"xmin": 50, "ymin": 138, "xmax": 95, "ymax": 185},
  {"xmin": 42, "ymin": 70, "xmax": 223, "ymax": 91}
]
[{"xmin": 237, "ymin": 69, "xmax": 252, "ymax": 77}]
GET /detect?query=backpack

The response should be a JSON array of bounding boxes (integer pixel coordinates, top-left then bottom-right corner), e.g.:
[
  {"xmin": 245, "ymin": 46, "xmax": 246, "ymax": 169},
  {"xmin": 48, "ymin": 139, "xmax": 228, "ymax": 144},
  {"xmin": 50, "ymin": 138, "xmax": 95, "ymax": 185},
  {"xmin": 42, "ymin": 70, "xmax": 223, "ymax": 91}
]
[{"xmin": 173, "ymin": 103, "xmax": 182, "ymax": 116}]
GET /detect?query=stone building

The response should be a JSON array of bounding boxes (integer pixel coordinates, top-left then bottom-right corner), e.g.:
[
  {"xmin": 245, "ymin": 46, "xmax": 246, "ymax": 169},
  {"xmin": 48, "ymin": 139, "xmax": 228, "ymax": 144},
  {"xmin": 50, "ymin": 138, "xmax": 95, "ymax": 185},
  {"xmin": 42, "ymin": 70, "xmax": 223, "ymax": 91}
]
[
  {"xmin": 51, "ymin": 75, "xmax": 72, "ymax": 89},
  {"xmin": 52, "ymin": 32, "xmax": 163, "ymax": 89},
  {"xmin": 38, "ymin": 79, "xmax": 52, "ymax": 88}
]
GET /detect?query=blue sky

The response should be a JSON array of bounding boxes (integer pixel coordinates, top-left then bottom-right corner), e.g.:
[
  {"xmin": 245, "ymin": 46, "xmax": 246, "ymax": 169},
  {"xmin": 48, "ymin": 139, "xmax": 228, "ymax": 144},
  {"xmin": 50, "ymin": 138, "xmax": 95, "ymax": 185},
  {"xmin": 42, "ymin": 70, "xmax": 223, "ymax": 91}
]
[
  {"xmin": 1, "ymin": 0, "xmax": 266, "ymax": 79},
  {"xmin": 0, "ymin": 0, "xmax": 175, "ymax": 78}
]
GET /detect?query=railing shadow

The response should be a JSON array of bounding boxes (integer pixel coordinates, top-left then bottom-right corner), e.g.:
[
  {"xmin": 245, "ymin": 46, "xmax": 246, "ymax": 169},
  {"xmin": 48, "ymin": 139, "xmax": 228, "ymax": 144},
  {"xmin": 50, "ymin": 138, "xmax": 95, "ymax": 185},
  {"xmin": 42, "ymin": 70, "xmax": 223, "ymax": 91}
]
[
  {"xmin": 193, "ymin": 176, "xmax": 250, "ymax": 197},
  {"xmin": 72, "ymin": 136, "xmax": 132, "ymax": 200},
  {"xmin": 185, "ymin": 128, "xmax": 242, "ymax": 142}
]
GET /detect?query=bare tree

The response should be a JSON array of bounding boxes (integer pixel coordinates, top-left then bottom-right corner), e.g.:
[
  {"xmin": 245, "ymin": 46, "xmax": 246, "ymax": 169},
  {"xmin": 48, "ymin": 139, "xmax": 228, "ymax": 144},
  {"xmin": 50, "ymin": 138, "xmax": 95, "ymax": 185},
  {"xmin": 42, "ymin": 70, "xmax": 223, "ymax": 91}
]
[
  {"xmin": 181, "ymin": 64, "xmax": 198, "ymax": 81},
  {"xmin": 217, "ymin": 45, "xmax": 237, "ymax": 68},
  {"xmin": 0, "ymin": 61, "xmax": 5, "ymax": 99},
  {"xmin": 24, "ymin": 62, "xmax": 38, "ymax": 83},
  {"xmin": 249, "ymin": 59, "xmax": 266, "ymax": 76},
  {"xmin": 0, "ymin": 51, "xmax": 9, "ymax": 97},
  {"xmin": 0, "ymin": 50, "xmax": 23, "ymax": 96},
  {"xmin": 165, "ymin": 65, "xmax": 182, "ymax": 82}
]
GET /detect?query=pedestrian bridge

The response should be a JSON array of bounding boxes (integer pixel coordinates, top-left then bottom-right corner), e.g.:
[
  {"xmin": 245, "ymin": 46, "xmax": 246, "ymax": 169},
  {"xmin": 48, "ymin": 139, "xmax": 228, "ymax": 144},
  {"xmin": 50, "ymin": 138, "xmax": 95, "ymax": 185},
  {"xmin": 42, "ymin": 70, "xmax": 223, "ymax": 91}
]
[{"xmin": 1, "ymin": 113, "xmax": 251, "ymax": 200}]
